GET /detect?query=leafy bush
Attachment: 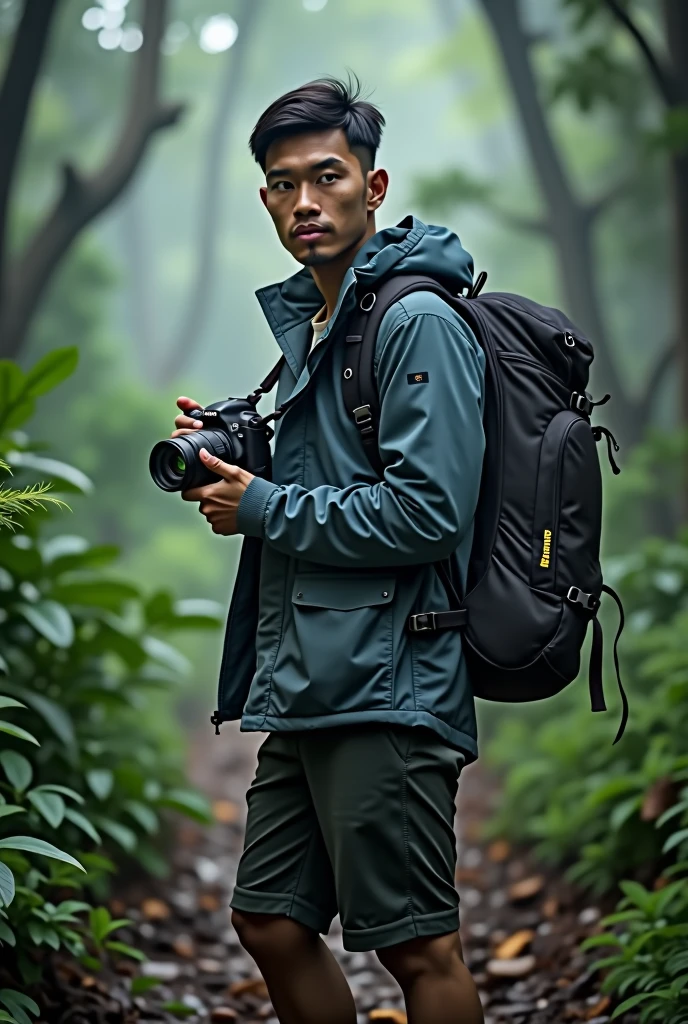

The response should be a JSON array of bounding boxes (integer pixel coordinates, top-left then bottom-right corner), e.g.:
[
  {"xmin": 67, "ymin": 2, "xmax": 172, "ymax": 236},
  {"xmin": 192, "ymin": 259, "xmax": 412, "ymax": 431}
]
[
  {"xmin": 482, "ymin": 526, "xmax": 688, "ymax": 892},
  {"xmin": 481, "ymin": 521, "xmax": 688, "ymax": 1020},
  {"xmin": 580, "ymin": 874, "xmax": 688, "ymax": 1022},
  {"xmin": 0, "ymin": 350, "xmax": 220, "ymax": 992}
]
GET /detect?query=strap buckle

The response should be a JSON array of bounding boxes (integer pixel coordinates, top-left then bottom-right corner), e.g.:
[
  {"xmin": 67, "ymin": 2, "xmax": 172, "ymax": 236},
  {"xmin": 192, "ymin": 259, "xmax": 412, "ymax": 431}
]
[
  {"xmin": 570, "ymin": 392, "xmax": 593, "ymax": 416},
  {"xmin": 352, "ymin": 404, "xmax": 376, "ymax": 438},
  {"xmin": 567, "ymin": 586, "xmax": 600, "ymax": 613},
  {"xmin": 408, "ymin": 611, "xmax": 437, "ymax": 633}
]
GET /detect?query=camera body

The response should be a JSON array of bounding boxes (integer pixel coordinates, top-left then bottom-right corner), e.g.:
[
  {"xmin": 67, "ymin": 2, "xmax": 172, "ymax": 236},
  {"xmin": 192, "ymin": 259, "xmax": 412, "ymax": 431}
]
[{"xmin": 149, "ymin": 397, "xmax": 273, "ymax": 492}]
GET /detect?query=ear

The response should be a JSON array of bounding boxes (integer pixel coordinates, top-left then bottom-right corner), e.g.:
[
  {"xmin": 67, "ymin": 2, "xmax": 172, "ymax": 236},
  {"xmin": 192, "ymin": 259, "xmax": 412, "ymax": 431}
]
[
  {"xmin": 259, "ymin": 186, "xmax": 268, "ymax": 208},
  {"xmin": 367, "ymin": 167, "xmax": 388, "ymax": 212}
]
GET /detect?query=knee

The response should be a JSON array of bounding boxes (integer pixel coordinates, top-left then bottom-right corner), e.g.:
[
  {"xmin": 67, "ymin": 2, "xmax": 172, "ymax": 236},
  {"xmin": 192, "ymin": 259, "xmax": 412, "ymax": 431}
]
[
  {"xmin": 376, "ymin": 933, "xmax": 459, "ymax": 988},
  {"xmin": 231, "ymin": 909, "xmax": 312, "ymax": 961}
]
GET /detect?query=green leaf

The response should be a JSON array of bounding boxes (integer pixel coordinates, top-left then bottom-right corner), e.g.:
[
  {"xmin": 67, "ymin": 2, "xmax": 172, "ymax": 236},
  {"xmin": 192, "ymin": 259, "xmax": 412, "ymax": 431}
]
[
  {"xmin": 0, "ymin": 920, "xmax": 15, "ymax": 946},
  {"xmin": 31, "ymin": 784, "xmax": 83, "ymax": 805},
  {"xmin": 131, "ymin": 976, "xmax": 162, "ymax": 995},
  {"xmin": 124, "ymin": 801, "xmax": 158, "ymax": 834},
  {"xmin": 158, "ymin": 788, "xmax": 213, "ymax": 824},
  {"xmin": 0, "ymin": 864, "xmax": 15, "ymax": 908},
  {"xmin": 52, "ymin": 579, "xmax": 139, "ymax": 611},
  {"xmin": 21, "ymin": 691, "xmax": 75, "ymax": 747},
  {"xmin": 0, "ymin": 1012, "xmax": 19, "ymax": 1024},
  {"xmin": 0, "ymin": 722, "xmax": 39, "ymax": 746},
  {"xmin": 0, "ymin": 807, "xmax": 25, "ymax": 820},
  {"xmin": 63, "ymin": 808, "xmax": 101, "ymax": 844},
  {"xmin": 0, "ymin": 698, "xmax": 25, "ymax": 712},
  {"xmin": 663, "ymin": 828, "xmax": 688, "ymax": 853},
  {"xmin": 0, "ymin": 751, "xmax": 32, "ymax": 792},
  {"xmin": 0, "ymin": 837, "xmax": 84, "ymax": 872},
  {"xmin": 161, "ymin": 1003, "xmax": 196, "ymax": 1018},
  {"xmin": 105, "ymin": 940, "xmax": 146, "ymax": 961},
  {"xmin": 79, "ymin": 955, "xmax": 102, "ymax": 973},
  {"xmin": 5, "ymin": 452, "xmax": 92, "ymax": 494},
  {"xmin": 16, "ymin": 600, "xmax": 74, "ymax": 648},
  {"xmin": 0, "ymin": 990, "xmax": 39, "ymax": 1024},
  {"xmin": 23, "ymin": 347, "xmax": 78, "ymax": 398},
  {"xmin": 97, "ymin": 818, "xmax": 137, "ymax": 852},
  {"xmin": 141, "ymin": 636, "xmax": 191, "ymax": 675},
  {"xmin": 27, "ymin": 790, "xmax": 65, "ymax": 829},
  {"xmin": 611, "ymin": 992, "xmax": 659, "ymax": 1018},
  {"xmin": 86, "ymin": 769, "xmax": 113, "ymax": 800}
]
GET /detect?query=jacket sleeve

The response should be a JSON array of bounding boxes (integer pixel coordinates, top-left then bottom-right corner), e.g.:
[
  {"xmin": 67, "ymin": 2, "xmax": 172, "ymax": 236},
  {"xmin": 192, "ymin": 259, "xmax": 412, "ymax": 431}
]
[{"xmin": 236, "ymin": 310, "xmax": 485, "ymax": 568}]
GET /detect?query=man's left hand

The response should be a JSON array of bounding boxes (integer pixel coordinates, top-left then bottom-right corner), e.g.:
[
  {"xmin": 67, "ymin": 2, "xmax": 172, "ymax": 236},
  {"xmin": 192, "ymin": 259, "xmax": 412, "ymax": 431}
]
[{"xmin": 181, "ymin": 448, "xmax": 254, "ymax": 535}]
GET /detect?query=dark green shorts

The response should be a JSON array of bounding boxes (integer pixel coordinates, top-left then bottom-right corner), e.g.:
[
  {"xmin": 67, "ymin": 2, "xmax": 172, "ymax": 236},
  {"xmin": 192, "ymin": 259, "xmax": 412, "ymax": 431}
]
[{"xmin": 230, "ymin": 725, "xmax": 465, "ymax": 952}]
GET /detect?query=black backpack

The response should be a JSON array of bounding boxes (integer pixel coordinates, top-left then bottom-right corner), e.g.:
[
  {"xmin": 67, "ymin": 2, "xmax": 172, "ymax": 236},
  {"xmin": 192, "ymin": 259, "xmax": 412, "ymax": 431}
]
[{"xmin": 340, "ymin": 273, "xmax": 629, "ymax": 745}]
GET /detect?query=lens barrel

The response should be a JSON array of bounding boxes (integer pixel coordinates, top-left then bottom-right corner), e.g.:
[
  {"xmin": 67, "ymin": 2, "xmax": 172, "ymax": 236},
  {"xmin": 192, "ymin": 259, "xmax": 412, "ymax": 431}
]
[{"xmin": 149, "ymin": 429, "xmax": 239, "ymax": 491}]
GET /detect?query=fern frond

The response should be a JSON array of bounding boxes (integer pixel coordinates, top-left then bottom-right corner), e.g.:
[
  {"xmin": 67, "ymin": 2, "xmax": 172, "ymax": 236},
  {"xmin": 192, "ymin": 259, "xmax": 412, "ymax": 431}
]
[{"xmin": 0, "ymin": 480, "xmax": 70, "ymax": 530}]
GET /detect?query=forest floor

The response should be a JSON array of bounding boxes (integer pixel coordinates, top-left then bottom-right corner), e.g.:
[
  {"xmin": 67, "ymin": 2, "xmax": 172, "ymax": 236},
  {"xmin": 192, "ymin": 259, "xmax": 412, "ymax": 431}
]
[{"xmin": 40, "ymin": 724, "xmax": 635, "ymax": 1024}]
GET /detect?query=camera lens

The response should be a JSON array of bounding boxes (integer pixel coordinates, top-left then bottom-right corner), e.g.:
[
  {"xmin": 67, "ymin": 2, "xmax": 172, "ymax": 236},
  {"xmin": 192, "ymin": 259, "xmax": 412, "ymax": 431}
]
[{"xmin": 149, "ymin": 429, "xmax": 240, "ymax": 491}]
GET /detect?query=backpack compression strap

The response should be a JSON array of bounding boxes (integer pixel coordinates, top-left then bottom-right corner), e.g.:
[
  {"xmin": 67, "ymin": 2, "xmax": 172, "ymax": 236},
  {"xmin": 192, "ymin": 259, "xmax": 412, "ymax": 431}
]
[{"xmin": 584, "ymin": 583, "xmax": 629, "ymax": 743}]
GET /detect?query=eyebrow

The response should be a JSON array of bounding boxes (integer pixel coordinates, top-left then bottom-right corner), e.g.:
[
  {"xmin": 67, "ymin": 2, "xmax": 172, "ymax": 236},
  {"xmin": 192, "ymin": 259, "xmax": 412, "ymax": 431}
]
[{"xmin": 266, "ymin": 156, "xmax": 346, "ymax": 182}]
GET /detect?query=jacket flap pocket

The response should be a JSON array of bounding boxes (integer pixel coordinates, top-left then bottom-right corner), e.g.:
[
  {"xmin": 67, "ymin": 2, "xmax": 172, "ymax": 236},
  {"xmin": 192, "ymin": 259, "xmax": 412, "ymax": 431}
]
[{"xmin": 292, "ymin": 574, "xmax": 396, "ymax": 611}]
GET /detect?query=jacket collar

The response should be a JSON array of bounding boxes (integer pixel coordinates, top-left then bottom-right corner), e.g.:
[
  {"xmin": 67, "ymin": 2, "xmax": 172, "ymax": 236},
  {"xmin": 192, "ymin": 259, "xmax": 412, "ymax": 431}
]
[{"xmin": 255, "ymin": 215, "xmax": 428, "ymax": 378}]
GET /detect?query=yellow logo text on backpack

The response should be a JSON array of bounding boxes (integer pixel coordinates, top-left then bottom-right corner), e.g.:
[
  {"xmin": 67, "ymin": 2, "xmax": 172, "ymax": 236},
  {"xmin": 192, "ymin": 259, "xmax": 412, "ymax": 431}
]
[{"xmin": 540, "ymin": 529, "xmax": 552, "ymax": 568}]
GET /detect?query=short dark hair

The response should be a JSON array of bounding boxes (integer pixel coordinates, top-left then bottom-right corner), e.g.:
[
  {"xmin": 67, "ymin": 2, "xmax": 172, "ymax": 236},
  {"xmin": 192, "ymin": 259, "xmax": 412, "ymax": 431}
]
[{"xmin": 249, "ymin": 73, "xmax": 385, "ymax": 173}]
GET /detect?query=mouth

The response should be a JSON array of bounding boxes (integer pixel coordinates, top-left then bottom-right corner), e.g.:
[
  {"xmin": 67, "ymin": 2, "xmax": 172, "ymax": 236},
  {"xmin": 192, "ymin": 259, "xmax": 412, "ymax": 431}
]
[{"xmin": 293, "ymin": 224, "xmax": 330, "ymax": 243}]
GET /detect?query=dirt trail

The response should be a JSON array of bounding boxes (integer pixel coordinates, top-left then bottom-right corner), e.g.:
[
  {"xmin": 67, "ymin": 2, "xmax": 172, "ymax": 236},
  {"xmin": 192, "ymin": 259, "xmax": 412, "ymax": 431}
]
[{"xmin": 43, "ymin": 725, "xmax": 630, "ymax": 1023}]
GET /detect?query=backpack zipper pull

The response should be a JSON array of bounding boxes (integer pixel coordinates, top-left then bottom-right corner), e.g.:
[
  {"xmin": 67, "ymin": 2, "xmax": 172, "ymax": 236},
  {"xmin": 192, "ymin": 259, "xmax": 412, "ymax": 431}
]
[{"xmin": 592, "ymin": 425, "xmax": 621, "ymax": 474}]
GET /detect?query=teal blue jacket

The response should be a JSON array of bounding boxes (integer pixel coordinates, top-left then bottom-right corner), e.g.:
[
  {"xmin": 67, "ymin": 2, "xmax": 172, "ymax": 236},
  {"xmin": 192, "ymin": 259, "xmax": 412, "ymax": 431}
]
[{"xmin": 216, "ymin": 215, "xmax": 486, "ymax": 764}]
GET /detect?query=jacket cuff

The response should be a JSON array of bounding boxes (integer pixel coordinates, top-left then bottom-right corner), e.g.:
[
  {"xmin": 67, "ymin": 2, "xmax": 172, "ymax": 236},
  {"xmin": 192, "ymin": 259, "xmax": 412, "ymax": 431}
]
[{"xmin": 237, "ymin": 476, "xmax": 280, "ymax": 538}]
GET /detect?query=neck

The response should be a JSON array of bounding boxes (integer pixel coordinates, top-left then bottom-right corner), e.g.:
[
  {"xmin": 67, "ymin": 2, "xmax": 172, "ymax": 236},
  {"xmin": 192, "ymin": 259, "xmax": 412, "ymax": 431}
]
[{"xmin": 308, "ymin": 216, "xmax": 378, "ymax": 319}]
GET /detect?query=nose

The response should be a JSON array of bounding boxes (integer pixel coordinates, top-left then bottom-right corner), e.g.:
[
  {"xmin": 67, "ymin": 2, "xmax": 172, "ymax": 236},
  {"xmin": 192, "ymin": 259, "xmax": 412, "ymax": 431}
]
[{"xmin": 293, "ymin": 181, "xmax": 321, "ymax": 218}]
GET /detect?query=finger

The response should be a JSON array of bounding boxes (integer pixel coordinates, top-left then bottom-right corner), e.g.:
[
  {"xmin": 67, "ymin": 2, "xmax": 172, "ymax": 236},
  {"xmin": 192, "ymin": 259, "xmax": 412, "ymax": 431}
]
[
  {"xmin": 198, "ymin": 448, "xmax": 242, "ymax": 482},
  {"xmin": 170, "ymin": 428, "xmax": 202, "ymax": 439},
  {"xmin": 177, "ymin": 396, "xmax": 202, "ymax": 412},
  {"xmin": 174, "ymin": 414, "xmax": 203, "ymax": 429},
  {"xmin": 181, "ymin": 487, "xmax": 205, "ymax": 502}
]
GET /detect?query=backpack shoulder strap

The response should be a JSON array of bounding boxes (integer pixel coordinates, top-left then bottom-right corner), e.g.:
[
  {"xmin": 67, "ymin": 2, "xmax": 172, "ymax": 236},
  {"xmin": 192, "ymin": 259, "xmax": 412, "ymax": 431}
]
[{"xmin": 342, "ymin": 274, "xmax": 459, "ymax": 476}]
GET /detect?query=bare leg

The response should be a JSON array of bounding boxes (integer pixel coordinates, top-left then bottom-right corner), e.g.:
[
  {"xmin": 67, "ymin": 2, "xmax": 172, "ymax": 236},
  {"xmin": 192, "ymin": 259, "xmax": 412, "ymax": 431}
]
[
  {"xmin": 232, "ymin": 911, "xmax": 357, "ymax": 1024},
  {"xmin": 377, "ymin": 931, "xmax": 484, "ymax": 1024}
]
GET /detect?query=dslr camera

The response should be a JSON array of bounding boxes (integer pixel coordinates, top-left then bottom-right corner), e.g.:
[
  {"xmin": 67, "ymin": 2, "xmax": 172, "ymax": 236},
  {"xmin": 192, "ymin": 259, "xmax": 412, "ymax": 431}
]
[{"xmin": 149, "ymin": 397, "xmax": 273, "ymax": 492}]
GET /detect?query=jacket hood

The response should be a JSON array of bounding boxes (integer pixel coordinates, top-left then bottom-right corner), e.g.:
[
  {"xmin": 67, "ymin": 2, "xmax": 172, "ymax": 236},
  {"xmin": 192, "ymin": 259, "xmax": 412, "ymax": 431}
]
[{"xmin": 255, "ymin": 215, "xmax": 474, "ymax": 378}]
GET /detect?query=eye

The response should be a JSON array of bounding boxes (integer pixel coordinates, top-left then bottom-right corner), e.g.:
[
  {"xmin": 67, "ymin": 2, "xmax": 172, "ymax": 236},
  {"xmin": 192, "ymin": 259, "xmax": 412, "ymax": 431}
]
[
  {"xmin": 318, "ymin": 173, "xmax": 339, "ymax": 184},
  {"xmin": 272, "ymin": 181, "xmax": 293, "ymax": 192}
]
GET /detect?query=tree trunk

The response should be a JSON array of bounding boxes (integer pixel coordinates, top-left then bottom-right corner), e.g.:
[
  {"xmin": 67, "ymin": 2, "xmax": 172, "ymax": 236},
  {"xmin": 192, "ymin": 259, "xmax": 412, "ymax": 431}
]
[
  {"xmin": 157, "ymin": 0, "xmax": 262, "ymax": 385},
  {"xmin": 478, "ymin": 0, "xmax": 637, "ymax": 444},
  {"xmin": 0, "ymin": 0, "xmax": 61, "ymax": 323},
  {"xmin": 0, "ymin": 0, "xmax": 184, "ymax": 361},
  {"xmin": 664, "ymin": 0, "xmax": 688, "ymax": 513}
]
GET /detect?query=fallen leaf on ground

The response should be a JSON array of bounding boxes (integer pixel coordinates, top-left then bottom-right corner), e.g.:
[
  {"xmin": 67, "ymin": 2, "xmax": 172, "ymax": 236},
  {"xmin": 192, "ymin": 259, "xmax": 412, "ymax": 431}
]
[
  {"xmin": 494, "ymin": 929, "xmax": 535, "ymax": 959},
  {"xmin": 486, "ymin": 954, "xmax": 537, "ymax": 978},
  {"xmin": 230, "ymin": 977, "xmax": 269, "ymax": 1000},
  {"xmin": 199, "ymin": 892, "xmax": 220, "ymax": 911},
  {"xmin": 542, "ymin": 896, "xmax": 559, "ymax": 918},
  {"xmin": 455, "ymin": 866, "xmax": 483, "ymax": 885},
  {"xmin": 369, "ymin": 1011, "xmax": 407, "ymax": 1023},
  {"xmin": 211, "ymin": 1010, "xmax": 238, "ymax": 1022},
  {"xmin": 213, "ymin": 799, "xmax": 240, "ymax": 823},
  {"xmin": 142, "ymin": 897, "xmax": 170, "ymax": 919},
  {"xmin": 585, "ymin": 995, "xmax": 611, "ymax": 1019},
  {"xmin": 486, "ymin": 839, "xmax": 510, "ymax": 862},
  {"xmin": 508, "ymin": 875, "xmax": 545, "ymax": 902},
  {"xmin": 172, "ymin": 934, "xmax": 195, "ymax": 958}
]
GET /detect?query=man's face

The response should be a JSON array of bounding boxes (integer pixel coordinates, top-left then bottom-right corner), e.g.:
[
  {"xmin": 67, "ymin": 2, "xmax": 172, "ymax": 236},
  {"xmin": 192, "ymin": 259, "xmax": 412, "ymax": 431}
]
[{"xmin": 260, "ymin": 128, "xmax": 383, "ymax": 266}]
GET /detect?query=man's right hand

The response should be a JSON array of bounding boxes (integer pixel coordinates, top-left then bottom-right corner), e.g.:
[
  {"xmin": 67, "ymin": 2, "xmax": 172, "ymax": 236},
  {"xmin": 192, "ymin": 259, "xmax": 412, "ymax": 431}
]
[{"xmin": 171, "ymin": 396, "xmax": 205, "ymax": 438}]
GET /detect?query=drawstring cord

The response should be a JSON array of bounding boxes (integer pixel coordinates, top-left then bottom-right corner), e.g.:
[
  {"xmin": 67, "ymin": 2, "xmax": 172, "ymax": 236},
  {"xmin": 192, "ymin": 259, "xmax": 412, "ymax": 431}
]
[{"xmin": 592, "ymin": 425, "xmax": 621, "ymax": 475}]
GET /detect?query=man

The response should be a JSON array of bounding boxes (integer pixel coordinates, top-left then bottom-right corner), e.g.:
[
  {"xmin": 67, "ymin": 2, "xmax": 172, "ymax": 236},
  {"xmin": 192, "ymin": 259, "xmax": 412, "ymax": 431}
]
[{"xmin": 173, "ymin": 76, "xmax": 486, "ymax": 1024}]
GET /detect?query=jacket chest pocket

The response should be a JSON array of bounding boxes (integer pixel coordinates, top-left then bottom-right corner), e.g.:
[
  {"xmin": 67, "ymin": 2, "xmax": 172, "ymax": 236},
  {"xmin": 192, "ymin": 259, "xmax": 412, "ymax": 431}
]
[{"xmin": 280, "ymin": 572, "xmax": 396, "ymax": 715}]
